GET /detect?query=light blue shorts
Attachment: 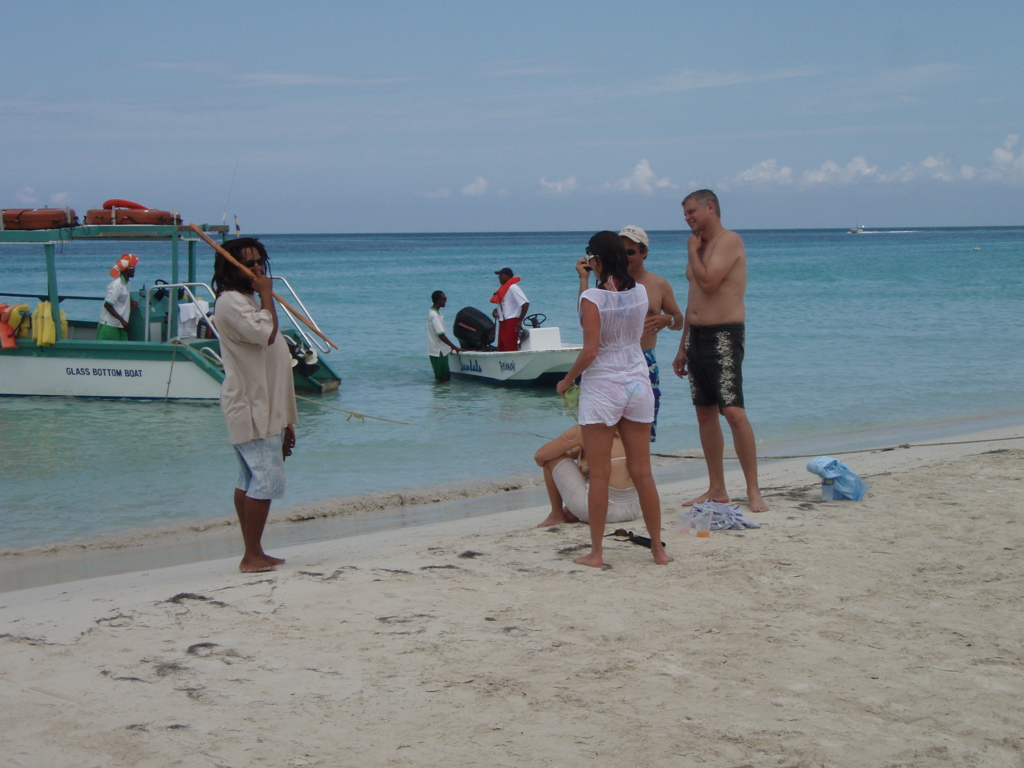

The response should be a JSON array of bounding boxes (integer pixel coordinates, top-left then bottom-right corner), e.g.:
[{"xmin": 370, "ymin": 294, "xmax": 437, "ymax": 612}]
[{"xmin": 234, "ymin": 432, "xmax": 286, "ymax": 500}]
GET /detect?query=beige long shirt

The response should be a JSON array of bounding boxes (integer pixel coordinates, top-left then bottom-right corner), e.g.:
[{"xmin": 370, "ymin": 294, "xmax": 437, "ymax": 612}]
[{"xmin": 215, "ymin": 291, "xmax": 298, "ymax": 445}]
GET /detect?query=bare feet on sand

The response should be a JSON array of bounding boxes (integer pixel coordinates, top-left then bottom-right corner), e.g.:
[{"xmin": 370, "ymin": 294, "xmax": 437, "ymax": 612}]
[
  {"xmin": 239, "ymin": 554, "xmax": 284, "ymax": 573},
  {"xmin": 239, "ymin": 558, "xmax": 276, "ymax": 573},
  {"xmin": 574, "ymin": 547, "xmax": 674, "ymax": 567},
  {"xmin": 747, "ymin": 489, "xmax": 769, "ymax": 513},
  {"xmin": 651, "ymin": 548, "xmax": 674, "ymax": 565},
  {"xmin": 682, "ymin": 491, "xmax": 730, "ymax": 507},
  {"xmin": 537, "ymin": 508, "xmax": 581, "ymax": 528}
]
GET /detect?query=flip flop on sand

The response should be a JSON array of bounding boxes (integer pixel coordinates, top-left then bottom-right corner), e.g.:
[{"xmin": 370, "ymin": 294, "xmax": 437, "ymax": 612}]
[{"xmin": 606, "ymin": 529, "xmax": 665, "ymax": 549}]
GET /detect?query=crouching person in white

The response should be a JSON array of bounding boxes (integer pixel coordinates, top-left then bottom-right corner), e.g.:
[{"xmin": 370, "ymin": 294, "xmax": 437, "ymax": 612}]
[{"xmin": 534, "ymin": 425, "xmax": 640, "ymax": 528}]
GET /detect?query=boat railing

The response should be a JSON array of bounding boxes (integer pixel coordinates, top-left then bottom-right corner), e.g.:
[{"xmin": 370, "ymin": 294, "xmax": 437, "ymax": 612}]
[
  {"xmin": 143, "ymin": 282, "xmax": 219, "ymax": 343},
  {"xmin": 270, "ymin": 275, "xmax": 332, "ymax": 355},
  {"xmin": 198, "ymin": 346, "xmax": 224, "ymax": 366}
]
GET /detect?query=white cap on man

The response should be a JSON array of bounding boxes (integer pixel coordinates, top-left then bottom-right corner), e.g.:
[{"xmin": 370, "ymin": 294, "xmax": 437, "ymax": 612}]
[{"xmin": 619, "ymin": 225, "xmax": 649, "ymax": 248}]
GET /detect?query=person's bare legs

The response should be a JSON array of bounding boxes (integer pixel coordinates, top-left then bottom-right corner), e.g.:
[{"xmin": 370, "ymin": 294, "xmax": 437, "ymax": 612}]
[
  {"xmin": 234, "ymin": 488, "xmax": 283, "ymax": 571},
  {"xmin": 722, "ymin": 406, "xmax": 768, "ymax": 512},
  {"xmin": 684, "ymin": 404, "xmax": 731, "ymax": 506},
  {"xmin": 537, "ymin": 458, "xmax": 575, "ymax": 527},
  {"xmin": 574, "ymin": 424, "xmax": 615, "ymax": 567},
  {"xmin": 617, "ymin": 418, "xmax": 672, "ymax": 565}
]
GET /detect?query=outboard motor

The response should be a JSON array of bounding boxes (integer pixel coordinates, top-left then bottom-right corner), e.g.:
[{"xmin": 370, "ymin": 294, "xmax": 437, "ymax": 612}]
[{"xmin": 453, "ymin": 306, "xmax": 496, "ymax": 350}]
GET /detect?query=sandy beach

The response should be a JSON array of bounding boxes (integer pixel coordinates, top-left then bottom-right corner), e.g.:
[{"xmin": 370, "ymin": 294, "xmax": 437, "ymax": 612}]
[{"xmin": 2, "ymin": 425, "xmax": 1022, "ymax": 767}]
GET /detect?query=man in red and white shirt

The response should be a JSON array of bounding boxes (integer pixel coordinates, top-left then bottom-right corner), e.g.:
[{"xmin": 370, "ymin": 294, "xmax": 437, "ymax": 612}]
[{"xmin": 490, "ymin": 267, "xmax": 529, "ymax": 351}]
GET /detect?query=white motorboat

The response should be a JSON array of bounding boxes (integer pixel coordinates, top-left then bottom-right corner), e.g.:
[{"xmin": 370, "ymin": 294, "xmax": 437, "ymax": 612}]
[
  {"xmin": 449, "ymin": 324, "xmax": 581, "ymax": 386},
  {"xmin": 848, "ymin": 225, "xmax": 866, "ymax": 233}
]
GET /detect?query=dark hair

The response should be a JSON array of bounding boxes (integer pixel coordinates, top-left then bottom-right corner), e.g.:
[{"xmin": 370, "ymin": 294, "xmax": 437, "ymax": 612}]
[
  {"xmin": 212, "ymin": 237, "xmax": 270, "ymax": 296},
  {"xmin": 586, "ymin": 231, "xmax": 635, "ymax": 291},
  {"xmin": 431, "ymin": 290, "xmax": 445, "ymax": 304},
  {"xmin": 683, "ymin": 189, "xmax": 721, "ymax": 218}
]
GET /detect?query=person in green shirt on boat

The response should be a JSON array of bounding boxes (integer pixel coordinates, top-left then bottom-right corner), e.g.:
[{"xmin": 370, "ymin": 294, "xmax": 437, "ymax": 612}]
[{"xmin": 97, "ymin": 253, "xmax": 138, "ymax": 341}]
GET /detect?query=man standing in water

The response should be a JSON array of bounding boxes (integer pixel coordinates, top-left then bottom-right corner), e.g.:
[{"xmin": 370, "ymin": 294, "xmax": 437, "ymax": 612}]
[
  {"xmin": 490, "ymin": 267, "xmax": 529, "ymax": 351},
  {"xmin": 428, "ymin": 290, "xmax": 461, "ymax": 382},
  {"xmin": 672, "ymin": 190, "xmax": 768, "ymax": 513},
  {"xmin": 619, "ymin": 226, "xmax": 683, "ymax": 443}
]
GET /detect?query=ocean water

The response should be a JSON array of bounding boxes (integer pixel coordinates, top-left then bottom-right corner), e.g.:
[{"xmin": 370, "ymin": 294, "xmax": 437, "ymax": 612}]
[{"xmin": 2, "ymin": 227, "xmax": 1022, "ymax": 549}]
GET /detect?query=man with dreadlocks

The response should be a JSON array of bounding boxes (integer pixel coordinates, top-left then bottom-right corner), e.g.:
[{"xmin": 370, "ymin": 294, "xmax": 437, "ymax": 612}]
[{"xmin": 213, "ymin": 237, "xmax": 298, "ymax": 573}]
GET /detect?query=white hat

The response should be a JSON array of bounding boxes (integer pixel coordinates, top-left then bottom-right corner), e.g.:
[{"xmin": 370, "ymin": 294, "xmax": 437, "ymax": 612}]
[{"xmin": 619, "ymin": 225, "xmax": 649, "ymax": 248}]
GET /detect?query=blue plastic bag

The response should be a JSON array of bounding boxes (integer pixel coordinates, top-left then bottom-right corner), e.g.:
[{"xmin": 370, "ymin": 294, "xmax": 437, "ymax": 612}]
[{"xmin": 806, "ymin": 456, "xmax": 869, "ymax": 500}]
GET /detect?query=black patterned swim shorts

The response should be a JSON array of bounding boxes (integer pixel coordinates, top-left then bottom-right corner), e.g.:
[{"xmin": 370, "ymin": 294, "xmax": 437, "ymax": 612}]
[{"xmin": 686, "ymin": 323, "xmax": 745, "ymax": 409}]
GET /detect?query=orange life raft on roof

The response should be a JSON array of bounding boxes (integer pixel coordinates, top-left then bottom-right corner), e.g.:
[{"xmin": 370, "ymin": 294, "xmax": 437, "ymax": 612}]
[
  {"xmin": 1, "ymin": 207, "xmax": 78, "ymax": 230},
  {"xmin": 85, "ymin": 199, "xmax": 181, "ymax": 226}
]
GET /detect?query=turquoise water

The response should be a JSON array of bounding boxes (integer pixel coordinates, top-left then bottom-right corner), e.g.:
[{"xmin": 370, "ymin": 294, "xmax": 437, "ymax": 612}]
[{"xmin": 2, "ymin": 227, "xmax": 1022, "ymax": 549}]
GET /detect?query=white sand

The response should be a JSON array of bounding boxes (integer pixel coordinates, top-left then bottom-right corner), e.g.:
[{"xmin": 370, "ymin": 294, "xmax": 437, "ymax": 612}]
[{"xmin": 1, "ymin": 426, "xmax": 1022, "ymax": 767}]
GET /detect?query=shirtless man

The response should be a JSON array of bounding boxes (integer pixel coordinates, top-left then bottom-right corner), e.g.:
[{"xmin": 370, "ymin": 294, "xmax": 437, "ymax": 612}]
[
  {"xmin": 619, "ymin": 226, "xmax": 683, "ymax": 443},
  {"xmin": 672, "ymin": 190, "xmax": 768, "ymax": 513}
]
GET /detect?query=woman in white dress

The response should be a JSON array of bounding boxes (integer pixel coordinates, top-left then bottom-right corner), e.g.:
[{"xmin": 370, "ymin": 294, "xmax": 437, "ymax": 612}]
[{"xmin": 556, "ymin": 231, "xmax": 672, "ymax": 567}]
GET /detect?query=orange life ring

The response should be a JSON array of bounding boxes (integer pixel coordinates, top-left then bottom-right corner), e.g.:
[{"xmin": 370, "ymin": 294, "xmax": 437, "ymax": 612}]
[{"xmin": 102, "ymin": 198, "xmax": 148, "ymax": 210}]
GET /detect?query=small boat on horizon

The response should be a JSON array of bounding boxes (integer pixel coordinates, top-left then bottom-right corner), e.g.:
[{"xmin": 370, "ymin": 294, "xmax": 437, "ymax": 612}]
[{"xmin": 849, "ymin": 225, "xmax": 866, "ymax": 233}]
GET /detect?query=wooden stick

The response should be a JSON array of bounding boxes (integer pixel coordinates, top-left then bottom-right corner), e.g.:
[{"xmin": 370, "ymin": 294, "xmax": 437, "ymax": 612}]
[{"xmin": 189, "ymin": 223, "xmax": 338, "ymax": 350}]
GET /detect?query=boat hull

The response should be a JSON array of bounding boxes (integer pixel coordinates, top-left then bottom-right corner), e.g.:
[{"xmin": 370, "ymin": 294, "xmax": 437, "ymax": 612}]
[
  {"xmin": 0, "ymin": 336, "xmax": 342, "ymax": 400},
  {"xmin": 0, "ymin": 340, "xmax": 224, "ymax": 400},
  {"xmin": 448, "ymin": 345, "xmax": 582, "ymax": 386}
]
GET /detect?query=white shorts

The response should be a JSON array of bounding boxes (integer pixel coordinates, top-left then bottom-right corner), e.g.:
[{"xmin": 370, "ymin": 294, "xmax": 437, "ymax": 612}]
[
  {"xmin": 234, "ymin": 432, "xmax": 286, "ymax": 500},
  {"xmin": 578, "ymin": 376, "xmax": 655, "ymax": 427},
  {"xmin": 551, "ymin": 459, "xmax": 641, "ymax": 524}
]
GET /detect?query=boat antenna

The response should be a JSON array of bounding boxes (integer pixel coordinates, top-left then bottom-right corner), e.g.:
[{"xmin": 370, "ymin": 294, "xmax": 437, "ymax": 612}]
[{"xmin": 221, "ymin": 156, "xmax": 240, "ymax": 226}]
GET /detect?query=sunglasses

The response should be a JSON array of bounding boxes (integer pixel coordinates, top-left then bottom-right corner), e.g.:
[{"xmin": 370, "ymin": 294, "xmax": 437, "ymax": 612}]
[
  {"xmin": 241, "ymin": 258, "xmax": 266, "ymax": 268},
  {"xmin": 625, "ymin": 249, "xmax": 638, "ymax": 256}
]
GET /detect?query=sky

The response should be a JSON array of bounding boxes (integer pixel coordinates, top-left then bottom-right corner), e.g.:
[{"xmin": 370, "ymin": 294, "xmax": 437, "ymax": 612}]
[{"xmin": 2, "ymin": 0, "xmax": 1022, "ymax": 233}]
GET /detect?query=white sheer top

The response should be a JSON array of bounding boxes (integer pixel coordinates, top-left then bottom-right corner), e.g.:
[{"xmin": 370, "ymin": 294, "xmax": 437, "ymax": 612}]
[{"xmin": 578, "ymin": 283, "xmax": 649, "ymax": 384}]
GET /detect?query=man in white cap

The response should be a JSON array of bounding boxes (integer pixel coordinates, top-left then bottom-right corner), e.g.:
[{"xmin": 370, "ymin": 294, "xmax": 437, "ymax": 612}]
[
  {"xmin": 619, "ymin": 226, "xmax": 683, "ymax": 442},
  {"xmin": 97, "ymin": 253, "xmax": 139, "ymax": 341}
]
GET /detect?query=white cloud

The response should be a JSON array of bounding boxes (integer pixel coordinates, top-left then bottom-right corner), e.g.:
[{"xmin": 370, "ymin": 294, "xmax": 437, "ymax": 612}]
[
  {"xmin": 876, "ymin": 63, "xmax": 966, "ymax": 91},
  {"xmin": 725, "ymin": 140, "xmax": 1024, "ymax": 191},
  {"xmin": 645, "ymin": 67, "xmax": 816, "ymax": 96},
  {"xmin": 603, "ymin": 160, "xmax": 676, "ymax": 194},
  {"xmin": 422, "ymin": 188, "xmax": 451, "ymax": 199},
  {"xmin": 234, "ymin": 72, "xmax": 417, "ymax": 87},
  {"xmin": 802, "ymin": 156, "xmax": 878, "ymax": 186},
  {"xmin": 462, "ymin": 177, "xmax": 489, "ymax": 197},
  {"xmin": 984, "ymin": 134, "xmax": 1024, "ymax": 181},
  {"xmin": 539, "ymin": 176, "xmax": 578, "ymax": 197},
  {"xmin": 15, "ymin": 186, "xmax": 40, "ymax": 206},
  {"xmin": 734, "ymin": 159, "xmax": 794, "ymax": 185}
]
